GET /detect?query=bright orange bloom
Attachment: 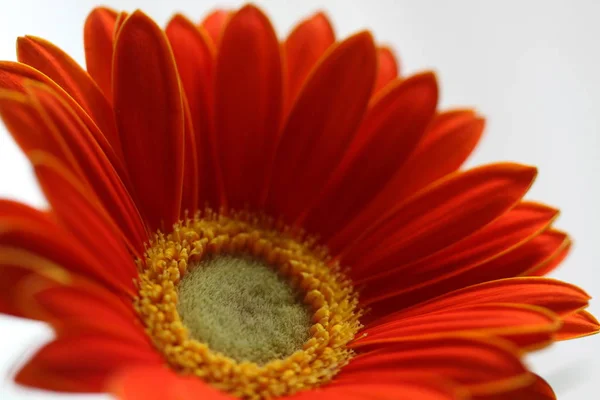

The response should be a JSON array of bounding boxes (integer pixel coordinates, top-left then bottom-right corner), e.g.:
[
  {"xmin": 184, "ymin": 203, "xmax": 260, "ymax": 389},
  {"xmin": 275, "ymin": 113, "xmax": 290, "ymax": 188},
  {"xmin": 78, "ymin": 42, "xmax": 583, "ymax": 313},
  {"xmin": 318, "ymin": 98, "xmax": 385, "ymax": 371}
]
[{"xmin": 0, "ymin": 5, "xmax": 597, "ymax": 400}]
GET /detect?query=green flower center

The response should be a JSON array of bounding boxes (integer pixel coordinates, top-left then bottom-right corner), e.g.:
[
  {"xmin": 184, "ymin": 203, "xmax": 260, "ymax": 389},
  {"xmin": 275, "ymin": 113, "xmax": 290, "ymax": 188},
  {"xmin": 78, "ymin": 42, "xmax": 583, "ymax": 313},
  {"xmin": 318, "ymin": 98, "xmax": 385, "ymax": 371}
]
[{"xmin": 177, "ymin": 255, "xmax": 312, "ymax": 364}]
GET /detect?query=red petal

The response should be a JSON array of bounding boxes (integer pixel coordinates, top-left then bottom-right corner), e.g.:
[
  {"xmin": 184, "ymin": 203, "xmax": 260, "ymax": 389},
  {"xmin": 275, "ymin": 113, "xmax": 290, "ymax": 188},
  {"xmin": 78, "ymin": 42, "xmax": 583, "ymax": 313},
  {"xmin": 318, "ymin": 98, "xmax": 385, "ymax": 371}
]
[
  {"xmin": 360, "ymin": 202, "xmax": 558, "ymax": 306},
  {"xmin": 0, "ymin": 201, "xmax": 132, "ymax": 302},
  {"xmin": 395, "ymin": 109, "xmax": 485, "ymax": 197},
  {"xmin": 110, "ymin": 365, "xmax": 231, "ymax": 400},
  {"xmin": 283, "ymin": 11, "xmax": 335, "ymax": 114},
  {"xmin": 293, "ymin": 381, "xmax": 466, "ymax": 400},
  {"xmin": 0, "ymin": 91, "xmax": 78, "ymax": 170},
  {"xmin": 373, "ymin": 47, "xmax": 399, "ymax": 93},
  {"xmin": 527, "ymin": 230, "xmax": 571, "ymax": 276},
  {"xmin": 302, "ymin": 72, "xmax": 438, "ymax": 239},
  {"xmin": 214, "ymin": 5, "xmax": 283, "ymax": 209},
  {"xmin": 473, "ymin": 374, "xmax": 556, "ymax": 400},
  {"xmin": 31, "ymin": 151, "xmax": 137, "ymax": 294},
  {"xmin": 180, "ymin": 96, "xmax": 199, "ymax": 214},
  {"xmin": 113, "ymin": 10, "xmax": 185, "ymax": 231},
  {"xmin": 338, "ymin": 163, "xmax": 536, "ymax": 279},
  {"xmin": 376, "ymin": 277, "xmax": 590, "ymax": 327},
  {"xmin": 334, "ymin": 110, "xmax": 484, "ymax": 242},
  {"xmin": 556, "ymin": 310, "xmax": 600, "ymax": 341},
  {"xmin": 353, "ymin": 303, "xmax": 560, "ymax": 351},
  {"xmin": 23, "ymin": 83, "xmax": 147, "ymax": 254},
  {"xmin": 368, "ymin": 230, "xmax": 574, "ymax": 316},
  {"xmin": 17, "ymin": 35, "xmax": 122, "ymax": 160},
  {"xmin": 200, "ymin": 9, "xmax": 232, "ymax": 47},
  {"xmin": 32, "ymin": 282, "xmax": 150, "ymax": 345},
  {"xmin": 0, "ymin": 62, "xmax": 128, "ymax": 180},
  {"xmin": 84, "ymin": 7, "xmax": 117, "ymax": 100},
  {"xmin": 267, "ymin": 31, "xmax": 377, "ymax": 222},
  {"xmin": 16, "ymin": 335, "xmax": 162, "ymax": 393},
  {"xmin": 341, "ymin": 336, "xmax": 532, "ymax": 396},
  {"xmin": 166, "ymin": 15, "xmax": 221, "ymax": 208}
]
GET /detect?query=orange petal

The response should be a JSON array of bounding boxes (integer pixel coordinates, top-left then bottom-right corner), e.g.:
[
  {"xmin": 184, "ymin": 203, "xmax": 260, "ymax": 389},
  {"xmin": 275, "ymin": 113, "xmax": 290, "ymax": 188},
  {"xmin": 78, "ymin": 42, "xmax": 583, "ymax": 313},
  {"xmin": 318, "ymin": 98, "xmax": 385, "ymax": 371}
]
[
  {"xmin": 0, "ymin": 90, "xmax": 80, "ymax": 172},
  {"xmin": 180, "ymin": 95, "xmax": 199, "ymax": 214},
  {"xmin": 373, "ymin": 46, "xmax": 399, "ymax": 93},
  {"xmin": 268, "ymin": 31, "xmax": 377, "ymax": 222},
  {"xmin": 526, "ymin": 230, "xmax": 572, "ymax": 276},
  {"xmin": 16, "ymin": 334, "xmax": 162, "ymax": 393},
  {"xmin": 32, "ymin": 282, "xmax": 150, "ymax": 345},
  {"xmin": 200, "ymin": 9, "xmax": 232, "ymax": 47},
  {"xmin": 473, "ymin": 374, "xmax": 556, "ymax": 400},
  {"xmin": 0, "ymin": 201, "xmax": 65, "ymax": 317},
  {"xmin": 360, "ymin": 202, "xmax": 558, "ymax": 305},
  {"xmin": 283, "ymin": 11, "xmax": 335, "ymax": 113},
  {"xmin": 214, "ymin": 5, "xmax": 283, "ymax": 209},
  {"xmin": 338, "ymin": 163, "xmax": 536, "ymax": 279},
  {"xmin": 331, "ymin": 109, "xmax": 484, "ymax": 248},
  {"xmin": 166, "ymin": 14, "xmax": 222, "ymax": 208},
  {"xmin": 368, "ymin": 230, "xmax": 574, "ymax": 316},
  {"xmin": 395, "ymin": 109, "xmax": 485, "ymax": 197},
  {"xmin": 353, "ymin": 303, "xmax": 561, "ymax": 351},
  {"xmin": 0, "ymin": 205, "xmax": 130, "ymax": 301},
  {"xmin": 556, "ymin": 310, "xmax": 600, "ymax": 341},
  {"xmin": 110, "ymin": 365, "xmax": 231, "ymax": 400},
  {"xmin": 302, "ymin": 72, "xmax": 438, "ymax": 239},
  {"xmin": 377, "ymin": 277, "xmax": 590, "ymax": 327},
  {"xmin": 113, "ymin": 10, "xmax": 185, "ymax": 231},
  {"xmin": 293, "ymin": 380, "xmax": 466, "ymax": 400},
  {"xmin": 0, "ymin": 62, "xmax": 128, "ymax": 179},
  {"xmin": 341, "ymin": 335, "xmax": 532, "ymax": 396},
  {"xmin": 0, "ymin": 265, "xmax": 31, "ymax": 316},
  {"xmin": 17, "ymin": 35, "xmax": 122, "ymax": 160},
  {"xmin": 31, "ymin": 151, "xmax": 137, "ymax": 294},
  {"xmin": 84, "ymin": 7, "xmax": 118, "ymax": 100},
  {"xmin": 23, "ymin": 83, "xmax": 147, "ymax": 253}
]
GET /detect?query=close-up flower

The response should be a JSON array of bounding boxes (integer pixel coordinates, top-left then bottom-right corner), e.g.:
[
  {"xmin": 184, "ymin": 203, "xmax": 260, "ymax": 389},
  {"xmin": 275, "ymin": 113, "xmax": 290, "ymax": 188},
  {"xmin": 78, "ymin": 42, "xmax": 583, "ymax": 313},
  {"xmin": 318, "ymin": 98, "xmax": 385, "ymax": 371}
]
[{"xmin": 0, "ymin": 3, "xmax": 597, "ymax": 400}]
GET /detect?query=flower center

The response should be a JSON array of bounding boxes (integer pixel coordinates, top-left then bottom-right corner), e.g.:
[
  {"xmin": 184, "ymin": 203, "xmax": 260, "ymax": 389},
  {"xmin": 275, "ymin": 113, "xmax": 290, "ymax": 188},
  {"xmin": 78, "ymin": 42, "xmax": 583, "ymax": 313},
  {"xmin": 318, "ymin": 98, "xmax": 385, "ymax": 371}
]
[
  {"xmin": 176, "ymin": 254, "xmax": 312, "ymax": 364},
  {"xmin": 134, "ymin": 210, "xmax": 361, "ymax": 399}
]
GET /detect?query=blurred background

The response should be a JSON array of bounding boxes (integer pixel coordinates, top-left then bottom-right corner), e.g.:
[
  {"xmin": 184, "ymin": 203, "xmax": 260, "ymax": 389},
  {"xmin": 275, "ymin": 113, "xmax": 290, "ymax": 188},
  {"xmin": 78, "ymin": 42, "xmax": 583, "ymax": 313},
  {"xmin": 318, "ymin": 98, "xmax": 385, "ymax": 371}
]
[{"xmin": 0, "ymin": 0, "xmax": 598, "ymax": 398}]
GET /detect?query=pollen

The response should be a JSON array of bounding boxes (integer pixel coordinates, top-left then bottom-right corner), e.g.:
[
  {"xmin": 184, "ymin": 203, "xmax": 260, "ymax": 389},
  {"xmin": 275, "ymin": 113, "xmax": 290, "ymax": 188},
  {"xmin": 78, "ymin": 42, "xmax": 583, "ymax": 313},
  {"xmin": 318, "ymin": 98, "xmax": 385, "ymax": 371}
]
[{"xmin": 134, "ymin": 209, "xmax": 362, "ymax": 399}]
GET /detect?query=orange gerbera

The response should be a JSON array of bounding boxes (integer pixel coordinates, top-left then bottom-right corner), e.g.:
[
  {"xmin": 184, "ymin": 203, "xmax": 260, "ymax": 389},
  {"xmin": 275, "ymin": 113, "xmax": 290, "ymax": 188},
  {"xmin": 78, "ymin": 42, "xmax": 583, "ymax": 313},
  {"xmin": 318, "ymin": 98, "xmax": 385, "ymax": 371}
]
[{"xmin": 0, "ymin": 4, "xmax": 597, "ymax": 400}]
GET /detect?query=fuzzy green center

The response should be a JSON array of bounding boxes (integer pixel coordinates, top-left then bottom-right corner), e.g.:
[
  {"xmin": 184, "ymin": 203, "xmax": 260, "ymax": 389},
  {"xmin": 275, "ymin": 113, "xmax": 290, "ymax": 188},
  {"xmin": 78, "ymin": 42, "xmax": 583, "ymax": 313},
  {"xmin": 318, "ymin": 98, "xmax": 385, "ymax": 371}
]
[{"xmin": 176, "ymin": 255, "xmax": 312, "ymax": 365}]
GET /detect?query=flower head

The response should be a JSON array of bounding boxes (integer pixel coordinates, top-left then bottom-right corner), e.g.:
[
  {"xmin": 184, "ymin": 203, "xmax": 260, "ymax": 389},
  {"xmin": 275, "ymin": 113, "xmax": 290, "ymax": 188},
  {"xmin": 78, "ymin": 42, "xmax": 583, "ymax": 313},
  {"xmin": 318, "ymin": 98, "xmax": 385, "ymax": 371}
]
[{"xmin": 0, "ymin": 4, "xmax": 597, "ymax": 400}]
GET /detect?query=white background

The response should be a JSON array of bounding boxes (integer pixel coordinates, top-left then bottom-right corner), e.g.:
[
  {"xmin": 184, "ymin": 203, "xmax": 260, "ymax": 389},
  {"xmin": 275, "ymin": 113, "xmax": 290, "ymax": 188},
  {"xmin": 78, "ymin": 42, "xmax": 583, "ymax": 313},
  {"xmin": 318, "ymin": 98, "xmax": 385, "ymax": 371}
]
[{"xmin": 0, "ymin": 0, "xmax": 598, "ymax": 398}]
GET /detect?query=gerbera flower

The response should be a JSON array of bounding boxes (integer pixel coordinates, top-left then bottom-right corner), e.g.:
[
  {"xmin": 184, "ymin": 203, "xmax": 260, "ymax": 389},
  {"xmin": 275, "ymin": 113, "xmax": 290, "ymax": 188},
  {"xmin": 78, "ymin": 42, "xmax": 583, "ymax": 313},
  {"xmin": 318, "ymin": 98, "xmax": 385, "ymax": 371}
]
[{"xmin": 0, "ymin": 4, "xmax": 597, "ymax": 400}]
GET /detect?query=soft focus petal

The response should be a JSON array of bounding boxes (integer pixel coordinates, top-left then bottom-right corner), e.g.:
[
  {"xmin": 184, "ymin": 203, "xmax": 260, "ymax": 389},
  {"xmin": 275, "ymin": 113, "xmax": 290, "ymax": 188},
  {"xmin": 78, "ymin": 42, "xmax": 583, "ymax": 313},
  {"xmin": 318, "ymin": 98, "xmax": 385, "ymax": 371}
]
[
  {"xmin": 373, "ymin": 46, "xmax": 399, "ymax": 93},
  {"xmin": 110, "ymin": 365, "xmax": 231, "ymax": 400},
  {"xmin": 0, "ymin": 62, "xmax": 128, "ymax": 179},
  {"xmin": 31, "ymin": 151, "xmax": 137, "ymax": 293},
  {"xmin": 474, "ymin": 374, "xmax": 556, "ymax": 400},
  {"xmin": 17, "ymin": 35, "xmax": 121, "ymax": 158},
  {"xmin": 13, "ymin": 83, "xmax": 147, "ymax": 253},
  {"xmin": 16, "ymin": 335, "xmax": 162, "ymax": 393},
  {"xmin": 556, "ymin": 310, "xmax": 600, "ymax": 340},
  {"xmin": 200, "ymin": 9, "xmax": 232, "ymax": 47}
]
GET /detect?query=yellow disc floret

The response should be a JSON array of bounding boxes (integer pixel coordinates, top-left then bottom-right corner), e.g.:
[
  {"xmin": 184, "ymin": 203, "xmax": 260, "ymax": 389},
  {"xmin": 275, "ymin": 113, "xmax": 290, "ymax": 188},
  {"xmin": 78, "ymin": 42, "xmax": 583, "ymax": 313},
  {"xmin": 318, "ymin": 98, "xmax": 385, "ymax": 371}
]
[{"xmin": 134, "ymin": 209, "xmax": 361, "ymax": 399}]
